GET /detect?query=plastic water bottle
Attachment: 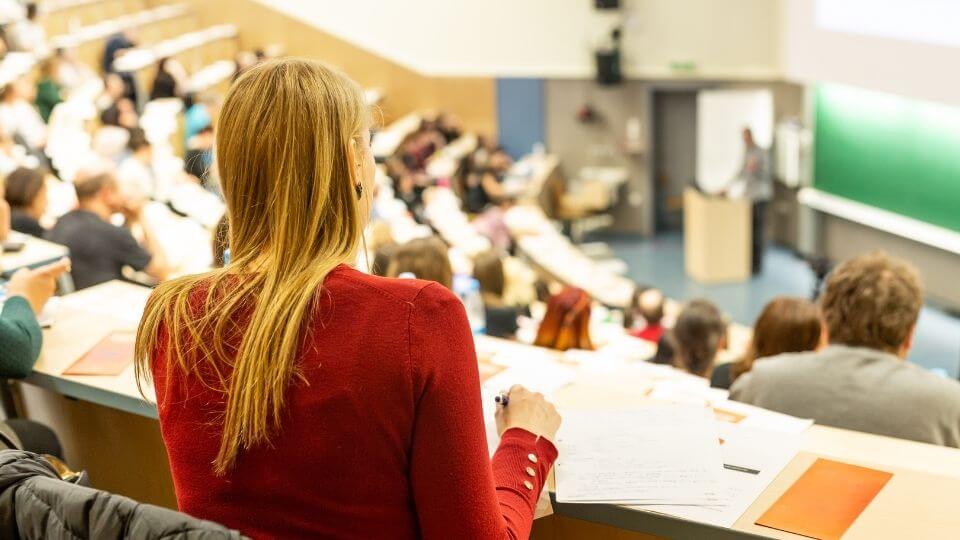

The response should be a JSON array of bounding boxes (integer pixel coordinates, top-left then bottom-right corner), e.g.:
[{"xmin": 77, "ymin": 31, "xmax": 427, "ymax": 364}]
[{"xmin": 461, "ymin": 277, "xmax": 486, "ymax": 335}]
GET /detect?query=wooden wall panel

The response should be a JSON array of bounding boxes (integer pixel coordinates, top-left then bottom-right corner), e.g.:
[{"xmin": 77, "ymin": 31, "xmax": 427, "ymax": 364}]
[{"xmin": 177, "ymin": 0, "xmax": 496, "ymax": 135}]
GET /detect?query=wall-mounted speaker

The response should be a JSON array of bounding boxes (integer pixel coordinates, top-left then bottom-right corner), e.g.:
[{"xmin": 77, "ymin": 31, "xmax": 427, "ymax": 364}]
[
  {"xmin": 595, "ymin": 0, "xmax": 620, "ymax": 9},
  {"xmin": 595, "ymin": 49, "xmax": 622, "ymax": 85}
]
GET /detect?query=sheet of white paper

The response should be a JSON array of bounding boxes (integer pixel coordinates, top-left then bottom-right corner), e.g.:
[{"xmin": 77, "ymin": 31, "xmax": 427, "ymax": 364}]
[
  {"xmin": 646, "ymin": 379, "xmax": 730, "ymax": 405},
  {"xmin": 481, "ymin": 362, "xmax": 577, "ymax": 397},
  {"xmin": 632, "ymin": 423, "xmax": 800, "ymax": 527},
  {"xmin": 59, "ymin": 285, "xmax": 148, "ymax": 327},
  {"xmin": 474, "ymin": 335, "xmax": 560, "ymax": 367},
  {"xmin": 711, "ymin": 399, "xmax": 813, "ymax": 434},
  {"xmin": 555, "ymin": 405, "xmax": 724, "ymax": 504}
]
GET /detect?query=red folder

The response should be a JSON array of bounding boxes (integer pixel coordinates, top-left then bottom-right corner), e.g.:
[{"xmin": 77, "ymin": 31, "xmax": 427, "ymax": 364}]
[
  {"xmin": 63, "ymin": 332, "xmax": 136, "ymax": 376},
  {"xmin": 756, "ymin": 458, "xmax": 892, "ymax": 539}
]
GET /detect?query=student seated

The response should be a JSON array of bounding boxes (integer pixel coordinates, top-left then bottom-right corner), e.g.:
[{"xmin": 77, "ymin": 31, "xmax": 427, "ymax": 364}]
[
  {"xmin": 624, "ymin": 286, "xmax": 666, "ymax": 343},
  {"xmin": 34, "ymin": 58, "xmax": 62, "ymax": 124},
  {"xmin": 4, "ymin": 167, "xmax": 47, "ymax": 238},
  {"xmin": 184, "ymin": 125, "xmax": 215, "ymax": 190},
  {"xmin": 6, "ymin": 2, "xmax": 48, "ymax": 57},
  {"xmin": 454, "ymin": 149, "xmax": 508, "ymax": 215},
  {"xmin": 386, "ymin": 236, "xmax": 453, "ymax": 289},
  {"xmin": 671, "ymin": 299, "xmax": 726, "ymax": 378},
  {"xmin": 0, "ymin": 257, "xmax": 71, "ymax": 458},
  {"xmin": 49, "ymin": 170, "xmax": 168, "ymax": 289},
  {"xmin": 731, "ymin": 252, "xmax": 960, "ymax": 447},
  {"xmin": 184, "ymin": 95, "xmax": 219, "ymax": 145},
  {"xmin": 211, "ymin": 214, "xmax": 228, "ymax": 268},
  {"xmin": 534, "ymin": 287, "xmax": 594, "ymax": 351},
  {"xmin": 149, "ymin": 57, "xmax": 182, "ymax": 101},
  {"xmin": 100, "ymin": 97, "xmax": 138, "ymax": 130},
  {"xmin": 711, "ymin": 297, "xmax": 823, "ymax": 390},
  {"xmin": 135, "ymin": 59, "xmax": 559, "ymax": 539},
  {"xmin": 117, "ymin": 130, "xmax": 156, "ymax": 203},
  {"xmin": 473, "ymin": 249, "xmax": 527, "ymax": 339},
  {"xmin": 0, "ymin": 77, "xmax": 47, "ymax": 153}
]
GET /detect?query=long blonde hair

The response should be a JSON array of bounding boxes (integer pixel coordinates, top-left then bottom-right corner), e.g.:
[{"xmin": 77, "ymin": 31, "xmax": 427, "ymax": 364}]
[{"xmin": 135, "ymin": 58, "xmax": 368, "ymax": 475}]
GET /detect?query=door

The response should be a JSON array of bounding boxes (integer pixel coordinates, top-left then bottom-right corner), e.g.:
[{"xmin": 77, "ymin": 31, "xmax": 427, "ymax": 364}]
[{"xmin": 652, "ymin": 91, "xmax": 698, "ymax": 232}]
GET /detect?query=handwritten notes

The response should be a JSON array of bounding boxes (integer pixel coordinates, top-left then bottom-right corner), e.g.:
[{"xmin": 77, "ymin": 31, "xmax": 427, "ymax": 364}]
[{"xmin": 555, "ymin": 405, "xmax": 724, "ymax": 505}]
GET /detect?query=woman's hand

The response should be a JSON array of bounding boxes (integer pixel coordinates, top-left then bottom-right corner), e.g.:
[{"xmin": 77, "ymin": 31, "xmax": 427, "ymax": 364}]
[
  {"xmin": 495, "ymin": 384, "xmax": 561, "ymax": 443},
  {"xmin": 7, "ymin": 258, "xmax": 71, "ymax": 314}
]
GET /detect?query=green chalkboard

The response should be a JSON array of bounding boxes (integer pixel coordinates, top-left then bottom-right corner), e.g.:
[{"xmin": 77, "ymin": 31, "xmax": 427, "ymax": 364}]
[{"xmin": 814, "ymin": 84, "xmax": 960, "ymax": 233}]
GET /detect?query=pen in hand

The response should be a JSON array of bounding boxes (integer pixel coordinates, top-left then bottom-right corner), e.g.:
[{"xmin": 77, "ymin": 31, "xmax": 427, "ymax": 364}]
[{"xmin": 495, "ymin": 392, "xmax": 509, "ymax": 407}]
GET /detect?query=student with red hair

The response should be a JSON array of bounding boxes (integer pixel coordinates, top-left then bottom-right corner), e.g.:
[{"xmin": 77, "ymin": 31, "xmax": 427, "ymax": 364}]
[{"xmin": 534, "ymin": 287, "xmax": 595, "ymax": 351}]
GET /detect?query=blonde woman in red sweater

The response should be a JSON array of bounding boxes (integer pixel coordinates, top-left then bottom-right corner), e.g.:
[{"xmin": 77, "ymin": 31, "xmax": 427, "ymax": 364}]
[{"xmin": 135, "ymin": 58, "xmax": 560, "ymax": 539}]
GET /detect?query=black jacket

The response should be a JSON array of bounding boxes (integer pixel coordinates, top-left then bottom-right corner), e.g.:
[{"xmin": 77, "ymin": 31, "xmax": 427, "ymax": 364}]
[{"xmin": 0, "ymin": 450, "xmax": 247, "ymax": 539}]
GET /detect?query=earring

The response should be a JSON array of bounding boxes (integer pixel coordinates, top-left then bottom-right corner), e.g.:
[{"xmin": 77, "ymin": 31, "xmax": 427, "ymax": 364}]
[{"xmin": 355, "ymin": 183, "xmax": 363, "ymax": 200}]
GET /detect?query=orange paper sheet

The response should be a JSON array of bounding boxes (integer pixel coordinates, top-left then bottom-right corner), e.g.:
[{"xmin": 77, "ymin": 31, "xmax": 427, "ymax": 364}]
[
  {"xmin": 756, "ymin": 458, "xmax": 892, "ymax": 540},
  {"xmin": 63, "ymin": 332, "xmax": 136, "ymax": 376}
]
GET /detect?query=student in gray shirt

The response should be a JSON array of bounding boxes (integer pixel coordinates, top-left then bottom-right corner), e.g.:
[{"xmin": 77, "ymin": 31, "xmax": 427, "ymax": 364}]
[{"xmin": 731, "ymin": 252, "xmax": 960, "ymax": 448}]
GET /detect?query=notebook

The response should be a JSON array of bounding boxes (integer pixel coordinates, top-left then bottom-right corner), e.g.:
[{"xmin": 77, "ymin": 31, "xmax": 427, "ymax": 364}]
[
  {"xmin": 63, "ymin": 332, "xmax": 136, "ymax": 376},
  {"xmin": 756, "ymin": 458, "xmax": 892, "ymax": 540}
]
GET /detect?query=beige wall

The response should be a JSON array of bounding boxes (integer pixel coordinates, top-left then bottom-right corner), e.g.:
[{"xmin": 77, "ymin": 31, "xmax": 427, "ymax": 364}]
[
  {"xmin": 179, "ymin": 0, "xmax": 497, "ymax": 135},
  {"xmin": 249, "ymin": 0, "xmax": 782, "ymax": 80}
]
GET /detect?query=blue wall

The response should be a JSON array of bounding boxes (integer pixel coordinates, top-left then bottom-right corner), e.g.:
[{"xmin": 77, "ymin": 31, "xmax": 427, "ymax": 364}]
[{"xmin": 496, "ymin": 78, "xmax": 545, "ymax": 159}]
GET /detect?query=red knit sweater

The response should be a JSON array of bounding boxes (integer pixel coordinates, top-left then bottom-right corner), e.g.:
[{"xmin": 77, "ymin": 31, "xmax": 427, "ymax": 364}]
[{"xmin": 152, "ymin": 265, "xmax": 558, "ymax": 539}]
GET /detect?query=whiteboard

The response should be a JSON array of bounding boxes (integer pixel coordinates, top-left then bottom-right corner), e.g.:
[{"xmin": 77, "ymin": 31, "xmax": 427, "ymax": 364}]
[{"xmin": 696, "ymin": 89, "xmax": 773, "ymax": 194}]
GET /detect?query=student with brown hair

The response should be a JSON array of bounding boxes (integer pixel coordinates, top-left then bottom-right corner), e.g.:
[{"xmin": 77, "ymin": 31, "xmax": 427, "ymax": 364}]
[
  {"xmin": 210, "ymin": 214, "xmax": 228, "ymax": 268},
  {"xmin": 732, "ymin": 252, "xmax": 960, "ymax": 447},
  {"xmin": 386, "ymin": 235, "xmax": 453, "ymax": 289},
  {"xmin": 4, "ymin": 167, "xmax": 47, "ymax": 238},
  {"xmin": 624, "ymin": 286, "xmax": 666, "ymax": 343},
  {"xmin": 671, "ymin": 299, "xmax": 727, "ymax": 378},
  {"xmin": 711, "ymin": 297, "xmax": 823, "ymax": 390},
  {"xmin": 535, "ymin": 287, "xmax": 594, "ymax": 351},
  {"xmin": 135, "ymin": 59, "xmax": 560, "ymax": 539},
  {"xmin": 473, "ymin": 249, "xmax": 526, "ymax": 339}
]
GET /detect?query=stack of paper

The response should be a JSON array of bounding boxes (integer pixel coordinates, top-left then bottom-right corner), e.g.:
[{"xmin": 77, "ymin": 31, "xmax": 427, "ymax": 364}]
[
  {"xmin": 634, "ymin": 423, "xmax": 801, "ymax": 527},
  {"xmin": 555, "ymin": 405, "xmax": 724, "ymax": 505}
]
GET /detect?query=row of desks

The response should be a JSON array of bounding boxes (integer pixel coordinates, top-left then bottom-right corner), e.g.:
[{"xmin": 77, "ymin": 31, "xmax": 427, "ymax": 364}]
[{"xmin": 19, "ymin": 279, "xmax": 960, "ymax": 539}]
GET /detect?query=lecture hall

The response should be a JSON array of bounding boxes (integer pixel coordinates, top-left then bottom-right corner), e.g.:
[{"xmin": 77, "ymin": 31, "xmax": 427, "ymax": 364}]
[{"xmin": 0, "ymin": 0, "xmax": 956, "ymax": 539}]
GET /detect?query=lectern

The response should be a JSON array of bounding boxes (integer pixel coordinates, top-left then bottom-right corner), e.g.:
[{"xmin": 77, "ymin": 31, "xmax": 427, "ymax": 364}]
[{"xmin": 683, "ymin": 188, "xmax": 751, "ymax": 284}]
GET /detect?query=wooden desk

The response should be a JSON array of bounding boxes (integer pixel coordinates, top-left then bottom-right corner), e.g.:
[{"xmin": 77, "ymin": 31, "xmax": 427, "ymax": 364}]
[
  {"xmin": 18, "ymin": 286, "xmax": 960, "ymax": 538},
  {"xmin": 533, "ymin": 342, "xmax": 960, "ymax": 540},
  {"xmin": 1, "ymin": 233, "xmax": 69, "ymax": 277},
  {"xmin": 17, "ymin": 280, "xmax": 172, "ymax": 507},
  {"xmin": 26, "ymin": 280, "xmax": 155, "ymax": 417}
]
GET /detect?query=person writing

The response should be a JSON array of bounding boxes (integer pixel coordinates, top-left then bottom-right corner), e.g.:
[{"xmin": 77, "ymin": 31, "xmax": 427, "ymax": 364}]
[
  {"xmin": 135, "ymin": 59, "xmax": 560, "ymax": 539},
  {"xmin": 0, "ymin": 258, "xmax": 71, "ymax": 458},
  {"xmin": 726, "ymin": 127, "xmax": 770, "ymax": 274},
  {"xmin": 1, "ymin": 258, "xmax": 70, "ymax": 377}
]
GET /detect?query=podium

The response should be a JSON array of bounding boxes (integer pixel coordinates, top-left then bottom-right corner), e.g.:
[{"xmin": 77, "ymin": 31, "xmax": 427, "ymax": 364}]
[{"xmin": 683, "ymin": 188, "xmax": 751, "ymax": 283}]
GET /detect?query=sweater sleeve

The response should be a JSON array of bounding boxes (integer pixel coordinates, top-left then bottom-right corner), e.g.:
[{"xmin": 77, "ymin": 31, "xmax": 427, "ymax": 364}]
[
  {"xmin": 408, "ymin": 283, "xmax": 557, "ymax": 540},
  {"xmin": 728, "ymin": 371, "xmax": 755, "ymax": 403},
  {"xmin": 0, "ymin": 297, "xmax": 42, "ymax": 378}
]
